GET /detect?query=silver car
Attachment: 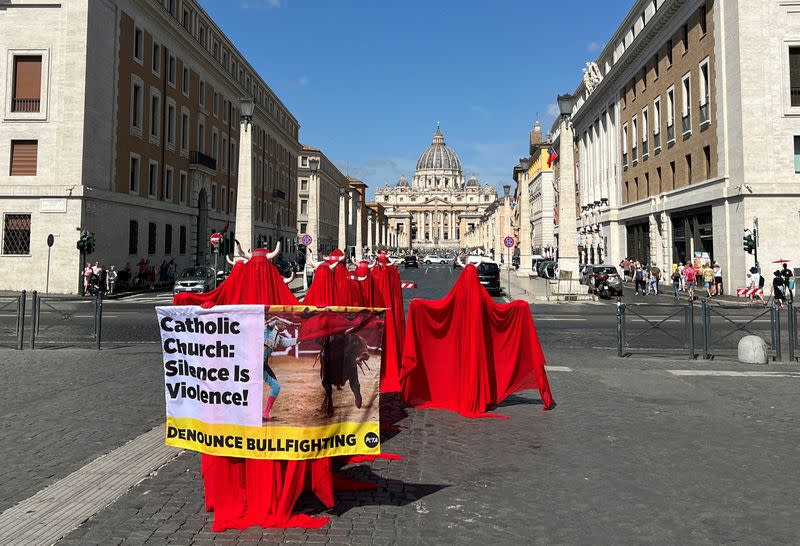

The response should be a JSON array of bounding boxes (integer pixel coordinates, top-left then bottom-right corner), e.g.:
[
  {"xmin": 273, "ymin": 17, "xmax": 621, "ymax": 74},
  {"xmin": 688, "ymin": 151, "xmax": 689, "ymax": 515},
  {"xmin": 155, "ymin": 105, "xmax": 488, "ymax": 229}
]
[{"xmin": 173, "ymin": 266, "xmax": 216, "ymax": 294}]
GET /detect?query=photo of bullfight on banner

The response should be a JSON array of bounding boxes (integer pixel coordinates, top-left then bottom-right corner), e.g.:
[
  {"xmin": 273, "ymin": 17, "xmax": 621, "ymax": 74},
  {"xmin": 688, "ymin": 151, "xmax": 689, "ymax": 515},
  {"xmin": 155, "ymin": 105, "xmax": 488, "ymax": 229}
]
[{"xmin": 156, "ymin": 304, "xmax": 384, "ymax": 460}]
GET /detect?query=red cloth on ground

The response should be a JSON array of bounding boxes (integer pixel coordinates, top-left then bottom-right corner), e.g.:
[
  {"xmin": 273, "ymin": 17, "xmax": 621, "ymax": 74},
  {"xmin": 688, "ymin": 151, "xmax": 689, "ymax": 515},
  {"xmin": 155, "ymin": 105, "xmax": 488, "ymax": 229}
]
[
  {"xmin": 372, "ymin": 264, "xmax": 405, "ymax": 392},
  {"xmin": 173, "ymin": 250, "xmax": 333, "ymax": 530},
  {"xmin": 400, "ymin": 264, "xmax": 554, "ymax": 417}
]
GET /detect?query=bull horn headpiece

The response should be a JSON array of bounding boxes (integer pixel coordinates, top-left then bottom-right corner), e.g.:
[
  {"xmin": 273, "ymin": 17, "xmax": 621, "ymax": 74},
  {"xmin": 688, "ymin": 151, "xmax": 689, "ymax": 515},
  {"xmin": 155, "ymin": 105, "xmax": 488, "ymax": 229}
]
[
  {"xmin": 266, "ymin": 241, "xmax": 281, "ymax": 260},
  {"xmin": 282, "ymin": 270, "xmax": 295, "ymax": 284},
  {"xmin": 234, "ymin": 239, "xmax": 251, "ymax": 260},
  {"xmin": 456, "ymin": 256, "xmax": 465, "ymax": 268}
]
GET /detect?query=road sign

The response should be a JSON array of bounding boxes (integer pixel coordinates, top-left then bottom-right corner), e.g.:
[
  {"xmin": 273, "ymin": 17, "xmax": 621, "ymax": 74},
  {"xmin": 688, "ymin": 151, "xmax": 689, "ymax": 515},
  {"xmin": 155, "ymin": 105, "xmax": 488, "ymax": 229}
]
[
  {"xmin": 210, "ymin": 232, "xmax": 223, "ymax": 247},
  {"xmin": 503, "ymin": 236, "xmax": 515, "ymax": 248},
  {"xmin": 301, "ymin": 234, "xmax": 313, "ymax": 246},
  {"xmin": 47, "ymin": 234, "xmax": 54, "ymax": 247}
]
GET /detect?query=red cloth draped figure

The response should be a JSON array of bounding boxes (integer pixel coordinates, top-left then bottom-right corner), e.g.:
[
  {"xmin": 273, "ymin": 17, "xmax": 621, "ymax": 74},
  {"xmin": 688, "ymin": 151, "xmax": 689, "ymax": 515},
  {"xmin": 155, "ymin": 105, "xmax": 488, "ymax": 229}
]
[
  {"xmin": 400, "ymin": 264, "xmax": 555, "ymax": 418},
  {"xmin": 303, "ymin": 248, "xmax": 360, "ymax": 307},
  {"xmin": 173, "ymin": 247, "xmax": 334, "ymax": 531},
  {"xmin": 370, "ymin": 252, "xmax": 405, "ymax": 393},
  {"xmin": 352, "ymin": 261, "xmax": 384, "ymax": 308}
]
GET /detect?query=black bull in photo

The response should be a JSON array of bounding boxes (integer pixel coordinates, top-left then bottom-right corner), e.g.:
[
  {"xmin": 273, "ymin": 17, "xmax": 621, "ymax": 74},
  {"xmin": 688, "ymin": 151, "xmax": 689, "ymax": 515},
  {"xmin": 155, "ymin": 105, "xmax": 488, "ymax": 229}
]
[{"xmin": 318, "ymin": 327, "xmax": 370, "ymax": 417}]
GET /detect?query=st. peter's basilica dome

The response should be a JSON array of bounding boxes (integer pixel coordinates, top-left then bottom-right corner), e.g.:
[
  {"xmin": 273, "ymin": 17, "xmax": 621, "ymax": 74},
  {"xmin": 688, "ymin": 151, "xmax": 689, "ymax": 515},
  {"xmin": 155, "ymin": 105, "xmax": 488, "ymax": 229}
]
[{"xmin": 415, "ymin": 126, "xmax": 462, "ymax": 174}]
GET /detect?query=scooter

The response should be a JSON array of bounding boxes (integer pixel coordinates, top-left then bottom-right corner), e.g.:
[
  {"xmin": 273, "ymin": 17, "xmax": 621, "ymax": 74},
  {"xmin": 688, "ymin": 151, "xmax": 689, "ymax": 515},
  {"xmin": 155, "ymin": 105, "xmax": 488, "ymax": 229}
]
[{"xmin": 594, "ymin": 273, "xmax": 612, "ymax": 299}]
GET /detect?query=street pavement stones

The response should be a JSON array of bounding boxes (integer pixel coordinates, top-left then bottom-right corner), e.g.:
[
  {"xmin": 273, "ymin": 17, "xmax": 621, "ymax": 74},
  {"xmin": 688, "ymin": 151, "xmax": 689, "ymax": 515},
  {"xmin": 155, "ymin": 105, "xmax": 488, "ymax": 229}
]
[{"xmin": 44, "ymin": 347, "xmax": 800, "ymax": 545}]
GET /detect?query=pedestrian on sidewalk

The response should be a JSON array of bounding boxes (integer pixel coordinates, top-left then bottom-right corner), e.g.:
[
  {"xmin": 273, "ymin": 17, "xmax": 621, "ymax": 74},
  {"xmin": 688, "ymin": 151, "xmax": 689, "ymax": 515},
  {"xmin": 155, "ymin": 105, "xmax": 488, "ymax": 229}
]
[
  {"xmin": 713, "ymin": 263, "xmax": 723, "ymax": 296},
  {"xmin": 748, "ymin": 266, "xmax": 765, "ymax": 305},
  {"xmin": 634, "ymin": 264, "xmax": 646, "ymax": 295},
  {"xmin": 684, "ymin": 263, "xmax": 697, "ymax": 300},
  {"xmin": 678, "ymin": 262, "xmax": 686, "ymax": 292},
  {"xmin": 107, "ymin": 265, "xmax": 117, "ymax": 294},
  {"xmin": 649, "ymin": 263, "xmax": 661, "ymax": 295},
  {"xmin": 621, "ymin": 258, "xmax": 631, "ymax": 282},
  {"xmin": 82, "ymin": 263, "xmax": 92, "ymax": 295},
  {"xmin": 780, "ymin": 263, "xmax": 794, "ymax": 302},
  {"xmin": 773, "ymin": 270, "xmax": 787, "ymax": 309},
  {"xmin": 671, "ymin": 268, "xmax": 681, "ymax": 300},
  {"xmin": 702, "ymin": 263, "xmax": 715, "ymax": 298}
]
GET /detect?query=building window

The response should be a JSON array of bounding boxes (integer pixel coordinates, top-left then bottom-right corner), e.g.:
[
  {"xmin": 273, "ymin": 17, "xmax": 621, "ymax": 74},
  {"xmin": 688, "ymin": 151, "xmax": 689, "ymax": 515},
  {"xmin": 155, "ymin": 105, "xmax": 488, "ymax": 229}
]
[
  {"xmin": 667, "ymin": 39, "xmax": 673, "ymax": 66},
  {"xmin": 653, "ymin": 54, "xmax": 659, "ymax": 80},
  {"xmin": 164, "ymin": 167, "xmax": 173, "ymax": 200},
  {"xmin": 622, "ymin": 123, "xmax": 629, "ymax": 166},
  {"xmin": 795, "ymin": 136, "xmax": 800, "ymax": 173},
  {"xmin": 685, "ymin": 154, "xmax": 692, "ymax": 185},
  {"xmin": 211, "ymin": 130, "xmax": 218, "ymax": 160},
  {"xmin": 700, "ymin": 3, "xmax": 708, "ymax": 35},
  {"xmin": 148, "ymin": 161, "xmax": 158, "ymax": 197},
  {"xmin": 198, "ymin": 120, "xmax": 205, "ymax": 152},
  {"xmin": 150, "ymin": 90, "xmax": 160, "ymax": 139},
  {"xmin": 129, "ymin": 154, "xmax": 140, "ymax": 192},
  {"xmin": 164, "ymin": 224, "xmax": 173, "ymax": 255},
  {"xmin": 131, "ymin": 79, "xmax": 143, "ymax": 132},
  {"xmin": 301, "ymin": 156, "xmax": 308, "ymax": 167},
  {"xmin": 134, "ymin": 27, "xmax": 143, "ymax": 62},
  {"xmin": 199, "ymin": 80, "xmax": 205, "ymax": 109},
  {"xmin": 12, "ymin": 55, "xmax": 42, "ymax": 112},
  {"xmin": 2, "ymin": 214, "xmax": 31, "ymax": 255},
  {"xmin": 152, "ymin": 43, "xmax": 161, "ymax": 75},
  {"xmin": 631, "ymin": 115, "xmax": 638, "ymax": 162},
  {"xmin": 211, "ymin": 183, "xmax": 217, "ymax": 209},
  {"xmin": 180, "ymin": 110, "xmax": 189, "ymax": 151},
  {"xmin": 641, "ymin": 107, "xmax": 649, "ymax": 157},
  {"xmin": 128, "ymin": 220, "xmax": 142, "ymax": 259},
  {"xmin": 703, "ymin": 145, "xmax": 711, "ymax": 179},
  {"xmin": 300, "ymin": 179, "xmax": 308, "ymax": 191},
  {"xmin": 9, "ymin": 140, "xmax": 37, "ymax": 176},
  {"xmin": 213, "ymin": 92, "xmax": 219, "ymax": 116},
  {"xmin": 179, "ymin": 225, "xmax": 186, "ymax": 255},
  {"xmin": 231, "ymin": 141, "xmax": 237, "ymax": 175},
  {"xmin": 667, "ymin": 86, "xmax": 676, "ymax": 142},
  {"xmin": 222, "ymin": 135, "xmax": 228, "ymax": 171},
  {"xmin": 221, "ymin": 186, "xmax": 226, "ymax": 212},
  {"xmin": 182, "ymin": 67, "xmax": 190, "ymax": 96},
  {"xmin": 230, "ymin": 189, "xmax": 235, "ymax": 213},
  {"xmin": 670, "ymin": 161, "xmax": 676, "ymax": 190},
  {"xmin": 182, "ymin": 9, "xmax": 189, "ymax": 29},
  {"xmin": 223, "ymin": 99, "xmax": 228, "ymax": 123},
  {"xmin": 682, "ymin": 24, "xmax": 689, "ymax": 53},
  {"xmin": 179, "ymin": 171, "xmax": 187, "ymax": 203},
  {"xmin": 681, "ymin": 73, "xmax": 691, "ymax": 135},
  {"xmin": 656, "ymin": 166, "xmax": 662, "ymax": 193},
  {"xmin": 300, "ymin": 223, "xmax": 307, "ymax": 234},
  {"xmin": 148, "ymin": 222, "xmax": 157, "ymax": 254},
  {"xmin": 300, "ymin": 199, "xmax": 308, "ymax": 214},
  {"xmin": 653, "ymin": 97, "xmax": 662, "ymax": 150},
  {"xmin": 167, "ymin": 103, "xmax": 176, "ymax": 145},
  {"xmin": 168, "ymin": 55, "xmax": 176, "ymax": 85},
  {"xmin": 699, "ymin": 58, "xmax": 710, "ymax": 124}
]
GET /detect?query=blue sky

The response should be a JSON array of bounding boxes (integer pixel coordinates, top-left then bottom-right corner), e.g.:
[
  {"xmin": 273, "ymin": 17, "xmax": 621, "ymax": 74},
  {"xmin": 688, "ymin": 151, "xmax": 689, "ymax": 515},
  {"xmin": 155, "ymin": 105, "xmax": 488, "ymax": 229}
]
[{"xmin": 200, "ymin": 0, "xmax": 633, "ymax": 198}]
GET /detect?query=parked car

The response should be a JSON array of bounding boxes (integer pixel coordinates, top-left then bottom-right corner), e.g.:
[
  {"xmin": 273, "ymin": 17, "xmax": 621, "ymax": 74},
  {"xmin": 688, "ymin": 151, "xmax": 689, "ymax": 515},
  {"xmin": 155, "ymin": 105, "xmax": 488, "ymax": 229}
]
[
  {"xmin": 581, "ymin": 265, "xmax": 623, "ymax": 296},
  {"xmin": 537, "ymin": 261, "xmax": 557, "ymax": 279},
  {"xmin": 174, "ymin": 266, "xmax": 216, "ymax": 294},
  {"xmin": 404, "ymin": 255, "xmax": 419, "ymax": 268},
  {"xmin": 423, "ymin": 254, "xmax": 448, "ymax": 264},
  {"xmin": 476, "ymin": 261, "xmax": 502, "ymax": 295}
]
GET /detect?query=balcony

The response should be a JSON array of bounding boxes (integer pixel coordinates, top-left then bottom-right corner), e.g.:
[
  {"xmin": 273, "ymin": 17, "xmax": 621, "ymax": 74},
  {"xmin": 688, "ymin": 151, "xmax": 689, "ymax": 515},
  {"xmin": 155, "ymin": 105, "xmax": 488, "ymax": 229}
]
[
  {"xmin": 11, "ymin": 98, "xmax": 40, "ymax": 112},
  {"xmin": 667, "ymin": 124, "xmax": 675, "ymax": 144},
  {"xmin": 681, "ymin": 114, "xmax": 691, "ymax": 136},
  {"xmin": 189, "ymin": 151, "xmax": 216, "ymax": 171},
  {"xmin": 642, "ymin": 140, "xmax": 649, "ymax": 158},
  {"xmin": 793, "ymin": 87, "xmax": 800, "ymax": 107},
  {"xmin": 699, "ymin": 101, "xmax": 710, "ymax": 125},
  {"xmin": 272, "ymin": 189, "xmax": 286, "ymax": 200},
  {"xmin": 653, "ymin": 132, "xmax": 661, "ymax": 152}
]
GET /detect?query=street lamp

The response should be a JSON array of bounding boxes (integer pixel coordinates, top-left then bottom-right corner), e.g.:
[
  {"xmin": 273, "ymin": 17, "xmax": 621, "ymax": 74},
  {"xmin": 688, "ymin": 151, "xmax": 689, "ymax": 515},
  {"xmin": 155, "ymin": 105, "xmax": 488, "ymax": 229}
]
[
  {"xmin": 239, "ymin": 97, "xmax": 255, "ymax": 126},
  {"xmin": 555, "ymin": 92, "xmax": 580, "ymax": 280}
]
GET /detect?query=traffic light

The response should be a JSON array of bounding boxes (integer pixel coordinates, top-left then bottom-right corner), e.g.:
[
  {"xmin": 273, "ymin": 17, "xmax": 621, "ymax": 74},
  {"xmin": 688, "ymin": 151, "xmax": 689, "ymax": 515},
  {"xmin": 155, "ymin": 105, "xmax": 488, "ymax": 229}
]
[
  {"xmin": 85, "ymin": 232, "xmax": 96, "ymax": 255},
  {"xmin": 742, "ymin": 231, "xmax": 755, "ymax": 254},
  {"xmin": 76, "ymin": 231, "xmax": 96, "ymax": 255}
]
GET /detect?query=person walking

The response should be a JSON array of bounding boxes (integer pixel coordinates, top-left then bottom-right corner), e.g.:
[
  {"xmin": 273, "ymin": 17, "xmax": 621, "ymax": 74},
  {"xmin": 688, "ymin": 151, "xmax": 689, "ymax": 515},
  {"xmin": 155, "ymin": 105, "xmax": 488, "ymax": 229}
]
[
  {"xmin": 634, "ymin": 264, "xmax": 646, "ymax": 295},
  {"xmin": 621, "ymin": 258, "xmax": 631, "ymax": 283},
  {"xmin": 649, "ymin": 263, "xmax": 661, "ymax": 295},
  {"xmin": 773, "ymin": 270, "xmax": 787, "ymax": 309},
  {"xmin": 780, "ymin": 263, "xmax": 794, "ymax": 302},
  {"xmin": 678, "ymin": 262, "xmax": 686, "ymax": 292},
  {"xmin": 713, "ymin": 262, "xmax": 723, "ymax": 296},
  {"xmin": 684, "ymin": 262, "xmax": 697, "ymax": 300},
  {"xmin": 748, "ymin": 266, "xmax": 766, "ymax": 305},
  {"xmin": 671, "ymin": 268, "xmax": 681, "ymax": 300},
  {"xmin": 702, "ymin": 263, "xmax": 715, "ymax": 298},
  {"xmin": 83, "ymin": 263, "xmax": 93, "ymax": 296},
  {"xmin": 107, "ymin": 265, "xmax": 118, "ymax": 294}
]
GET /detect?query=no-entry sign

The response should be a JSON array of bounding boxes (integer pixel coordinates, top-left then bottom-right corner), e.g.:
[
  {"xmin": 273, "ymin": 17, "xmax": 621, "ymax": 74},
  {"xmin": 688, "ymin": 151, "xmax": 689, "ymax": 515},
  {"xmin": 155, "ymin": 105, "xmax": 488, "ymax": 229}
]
[
  {"xmin": 503, "ymin": 236, "xmax": 515, "ymax": 248},
  {"xmin": 210, "ymin": 232, "xmax": 223, "ymax": 247},
  {"xmin": 301, "ymin": 234, "xmax": 313, "ymax": 246}
]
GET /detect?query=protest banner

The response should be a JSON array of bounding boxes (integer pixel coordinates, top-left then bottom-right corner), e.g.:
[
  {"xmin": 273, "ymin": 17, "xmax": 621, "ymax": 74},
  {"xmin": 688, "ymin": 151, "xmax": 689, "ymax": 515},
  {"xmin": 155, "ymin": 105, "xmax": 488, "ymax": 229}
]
[{"xmin": 156, "ymin": 304, "xmax": 384, "ymax": 460}]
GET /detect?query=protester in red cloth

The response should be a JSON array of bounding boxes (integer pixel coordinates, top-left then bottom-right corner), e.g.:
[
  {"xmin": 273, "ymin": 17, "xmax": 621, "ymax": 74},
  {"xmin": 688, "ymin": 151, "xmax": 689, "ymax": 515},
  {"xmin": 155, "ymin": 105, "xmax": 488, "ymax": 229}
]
[
  {"xmin": 371, "ymin": 252, "xmax": 404, "ymax": 392},
  {"xmin": 352, "ymin": 260, "xmax": 384, "ymax": 308},
  {"xmin": 173, "ymin": 246, "xmax": 334, "ymax": 530},
  {"xmin": 400, "ymin": 263, "xmax": 554, "ymax": 417},
  {"xmin": 303, "ymin": 248, "xmax": 361, "ymax": 307}
]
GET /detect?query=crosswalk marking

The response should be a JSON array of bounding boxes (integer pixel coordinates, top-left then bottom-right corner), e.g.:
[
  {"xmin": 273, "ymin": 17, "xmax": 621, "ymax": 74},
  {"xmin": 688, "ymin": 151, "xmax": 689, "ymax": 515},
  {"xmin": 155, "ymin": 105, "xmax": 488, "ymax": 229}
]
[
  {"xmin": 545, "ymin": 365, "xmax": 572, "ymax": 372},
  {"xmin": 668, "ymin": 370, "xmax": 800, "ymax": 378}
]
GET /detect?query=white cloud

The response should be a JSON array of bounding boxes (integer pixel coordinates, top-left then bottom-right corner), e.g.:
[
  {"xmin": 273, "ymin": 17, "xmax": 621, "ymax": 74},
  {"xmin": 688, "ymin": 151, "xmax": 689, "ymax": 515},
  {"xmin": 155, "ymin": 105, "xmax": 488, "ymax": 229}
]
[
  {"xmin": 587, "ymin": 41, "xmax": 601, "ymax": 53},
  {"xmin": 546, "ymin": 103, "xmax": 560, "ymax": 119}
]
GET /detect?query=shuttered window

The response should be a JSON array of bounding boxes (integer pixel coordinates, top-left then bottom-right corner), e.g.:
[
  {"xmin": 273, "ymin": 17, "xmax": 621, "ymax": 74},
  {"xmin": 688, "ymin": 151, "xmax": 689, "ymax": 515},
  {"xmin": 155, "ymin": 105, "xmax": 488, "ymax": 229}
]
[
  {"xmin": 148, "ymin": 222, "xmax": 157, "ymax": 254},
  {"xmin": 10, "ymin": 140, "xmax": 38, "ymax": 176},
  {"xmin": 3, "ymin": 214, "xmax": 31, "ymax": 255},
  {"xmin": 129, "ymin": 220, "xmax": 138, "ymax": 255},
  {"xmin": 12, "ymin": 56, "xmax": 41, "ymax": 112}
]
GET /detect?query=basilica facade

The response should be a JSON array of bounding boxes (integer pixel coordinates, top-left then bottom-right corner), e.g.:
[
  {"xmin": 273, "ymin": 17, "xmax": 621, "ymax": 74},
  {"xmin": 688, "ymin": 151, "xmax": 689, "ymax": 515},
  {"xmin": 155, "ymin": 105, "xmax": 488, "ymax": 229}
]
[{"xmin": 376, "ymin": 127, "xmax": 497, "ymax": 250}]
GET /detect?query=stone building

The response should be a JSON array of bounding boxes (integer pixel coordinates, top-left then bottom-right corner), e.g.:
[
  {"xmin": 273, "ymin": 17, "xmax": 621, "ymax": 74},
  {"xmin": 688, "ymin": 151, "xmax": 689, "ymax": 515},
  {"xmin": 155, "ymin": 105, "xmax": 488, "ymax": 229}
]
[
  {"xmin": 463, "ymin": 185, "xmax": 514, "ymax": 261},
  {"xmin": 376, "ymin": 126, "xmax": 498, "ymax": 251},
  {"xmin": 296, "ymin": 146, "xmax": 349, "ymax": 256},
  {"xmin": 557, "ymin": 0, "xmax": 800, "ymax": 284},
  {"xmin": 0, "ymin": 0, "xmax": 300, "ymax": 293}
]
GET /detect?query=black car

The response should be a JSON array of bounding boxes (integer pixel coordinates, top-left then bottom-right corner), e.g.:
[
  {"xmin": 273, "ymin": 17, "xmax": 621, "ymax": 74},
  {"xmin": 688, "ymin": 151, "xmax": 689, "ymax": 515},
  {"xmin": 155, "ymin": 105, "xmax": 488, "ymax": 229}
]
[
  {"xmin": 272, "ymin": 255, "xmax": 294, "ymax": 277},
  {"xmin": 404, "ymin": 255, "xmax": 419, "ymax": 268},
  {"xmin": 477, "ymin": 261, "xmax": 501, "ymax": 295}
]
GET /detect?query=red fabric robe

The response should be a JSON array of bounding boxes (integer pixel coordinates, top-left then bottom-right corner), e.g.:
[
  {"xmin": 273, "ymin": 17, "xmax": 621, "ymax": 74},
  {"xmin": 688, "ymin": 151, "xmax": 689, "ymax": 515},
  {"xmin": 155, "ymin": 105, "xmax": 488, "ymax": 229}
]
[
  {"xmin": 400, "ymin": 264, "xmax": 554, "ymax": 417},
  {"xmin": 173, "ymin": 251, "xmax": 334, "ymax": 530},
  {"xmin": 372, "ymin": 264, "xmax": 404, "ymax": 392}
]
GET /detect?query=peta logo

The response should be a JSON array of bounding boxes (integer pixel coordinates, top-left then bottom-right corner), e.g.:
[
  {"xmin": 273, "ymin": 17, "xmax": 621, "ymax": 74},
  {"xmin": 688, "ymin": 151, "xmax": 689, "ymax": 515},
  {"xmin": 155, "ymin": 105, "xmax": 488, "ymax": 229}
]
[{"xmin": 364, "ymin": 432, "xmax": 380, "ymax": 448}]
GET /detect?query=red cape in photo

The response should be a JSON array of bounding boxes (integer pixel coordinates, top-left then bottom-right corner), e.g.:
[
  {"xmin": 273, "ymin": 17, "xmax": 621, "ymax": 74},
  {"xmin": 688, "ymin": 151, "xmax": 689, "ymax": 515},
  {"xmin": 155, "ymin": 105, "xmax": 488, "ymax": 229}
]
[
  {"xmin": 400, "ymin": 264, "xmax": 554, "ymax": 417},
  {"xmin": 173, "ymin": 250, "xmax": 334, "ymax": 531}
]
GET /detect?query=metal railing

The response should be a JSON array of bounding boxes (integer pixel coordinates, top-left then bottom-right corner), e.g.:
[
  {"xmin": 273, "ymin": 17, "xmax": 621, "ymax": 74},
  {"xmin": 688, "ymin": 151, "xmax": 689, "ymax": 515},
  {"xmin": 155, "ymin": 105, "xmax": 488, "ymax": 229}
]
[
  {"xmin": 617, "ymin": 300, "xmax": 696, "ymax": 358},
  {"xmin": 0, "ymin": 291, "xmax": 26, "ymax": 349},
  {"xmin": 12, "ymin": 98, "xmax": 40, "ymax": 112},
  {"xmin": 189, "ymin": 150, "xmax": 217, "ymax": 171},
  {"xmin": 30, "ymin": 291, "xmax": 103, "ymax": 349},
  {"xmin": 700, "ymin": 300, "xmax": 779, "ymax": 360},
  {"xmin": 790, "ymin": 301, "xmax": 798, "ymax": 361}
]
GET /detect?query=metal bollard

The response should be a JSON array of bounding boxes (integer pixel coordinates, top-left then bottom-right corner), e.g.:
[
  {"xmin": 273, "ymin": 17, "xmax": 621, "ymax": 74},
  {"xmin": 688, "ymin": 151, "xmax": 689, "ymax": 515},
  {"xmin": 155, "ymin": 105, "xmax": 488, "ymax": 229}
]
[
  {"xmin": 95, "ymin": 292, "xmax": 103, "ymax": 350},
  {"xmin": 29, "ymin": 291, "xmax": 37, "ymax": 350},
  {"xmin": 616, "ymin": 299, "xmax": 625, "ymax": 357},
  {"xmin": 772, "ymin": 305, "xmax": 782, "ymax": 362},
  {"xmin": 789, "ymin": 301, "xmax": 796, "ymax": 361},
  {"xmin": 687, "ymin": 300, "xmax": 696, "ymax": 359},
  {"xmin": 17, "ymin": 290, "xmax": 26, "ymax": 350}
]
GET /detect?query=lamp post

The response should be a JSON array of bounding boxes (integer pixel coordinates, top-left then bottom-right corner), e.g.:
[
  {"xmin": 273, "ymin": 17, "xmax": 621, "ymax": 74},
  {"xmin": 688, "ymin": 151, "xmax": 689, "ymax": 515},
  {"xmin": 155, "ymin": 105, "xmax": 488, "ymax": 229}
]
[
  {"xmin": 337, "ymin": 186, "xmax": 347, "ymax": 251},
  {"xmin": 308, "ymin": 157, "xmax": 319, "ymax": 257},
  {"xmin": 234, "ymin": 97, "xmax": 256, "ymax": 252},
  {"xmin": 556, "ymin": 93, "xmax": 579, "ymax": 278}
]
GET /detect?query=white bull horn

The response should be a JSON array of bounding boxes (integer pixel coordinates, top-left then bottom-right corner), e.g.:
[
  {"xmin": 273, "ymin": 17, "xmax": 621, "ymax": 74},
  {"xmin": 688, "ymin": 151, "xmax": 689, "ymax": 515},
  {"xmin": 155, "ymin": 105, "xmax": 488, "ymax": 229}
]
[
  {"xmin": 368, "ymin": 260, "xmax": 377, "ymax": 269},
  {"xmin": 329, "ymin": 260, "xmax": 339, "ymax": 270},
  {"xmin": 226, "ymin": 255, "xmax": 236, "ymax": 266},
  {"xmin": 267, "ymin": 241, "xmax": 281, "ymax": 260},
  {"xmin": 456, "ymin": 256, "xmax": 465, "ymax": 268},
  {"xmin": 234, "ymin": 239, "xmax": 251, "ymax": 260},
  {"xmin": 282, "ymin": 270, "xmax": 295, "ymax": 284}
]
